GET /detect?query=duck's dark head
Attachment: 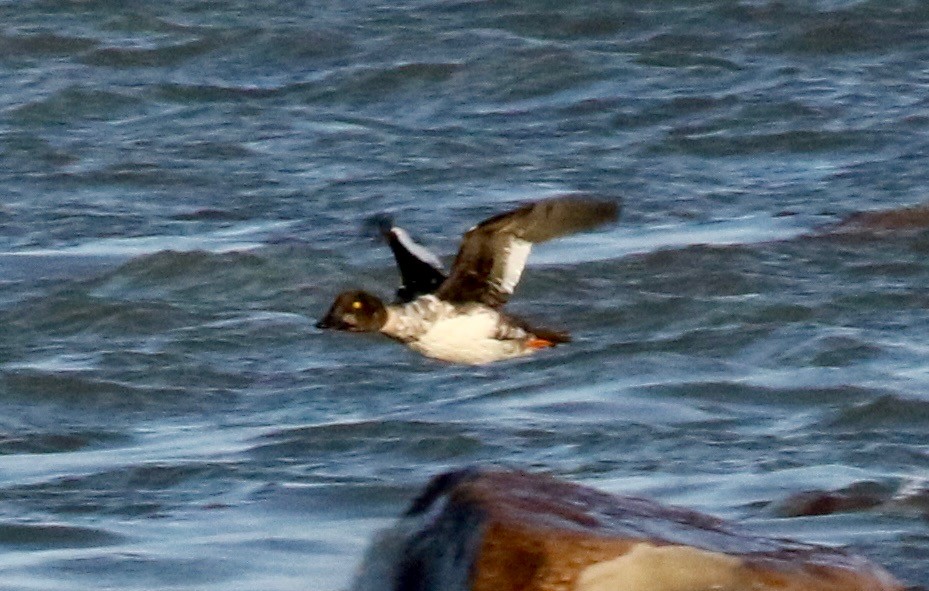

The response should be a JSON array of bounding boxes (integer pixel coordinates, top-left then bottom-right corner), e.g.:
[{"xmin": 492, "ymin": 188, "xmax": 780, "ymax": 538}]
[{"xmin": 316, "ymin": 290, "xmax": 387, "ymax": 333}]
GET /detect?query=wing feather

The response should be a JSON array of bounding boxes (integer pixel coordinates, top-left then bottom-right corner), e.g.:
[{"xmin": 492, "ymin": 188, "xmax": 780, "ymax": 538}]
[
  {"xmin": 368, "ymin": 215, "xmax": 447, "ymax": 303},
  {"xmin": 495, "ymin": 237, "xmax": 531, "ymax": 296},
  {"xmin": 436, "ymin": 195, "xmax": 619, "ymax": 307}
]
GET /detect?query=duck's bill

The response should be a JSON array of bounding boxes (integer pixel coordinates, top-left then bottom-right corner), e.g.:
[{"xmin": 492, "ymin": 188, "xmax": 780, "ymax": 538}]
[
  {"xmin": 315, "ymin": 313, "xmax": 359, "ymax": 331},
  {"xmin": 315, "ymin": 314, "xmax": 341, "ymax": 330}
]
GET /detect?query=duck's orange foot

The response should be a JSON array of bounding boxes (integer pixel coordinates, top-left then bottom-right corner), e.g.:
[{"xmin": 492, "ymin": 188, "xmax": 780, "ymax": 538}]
[{"xmin": 526, "ymin": 337, "xmax": 556, "ymax": 350}]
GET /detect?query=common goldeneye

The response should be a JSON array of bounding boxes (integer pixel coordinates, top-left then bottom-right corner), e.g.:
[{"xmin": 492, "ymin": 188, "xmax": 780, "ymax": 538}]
[{"xmin": 316, "ymin": 195, "xmax": 619, "ymax": 364}]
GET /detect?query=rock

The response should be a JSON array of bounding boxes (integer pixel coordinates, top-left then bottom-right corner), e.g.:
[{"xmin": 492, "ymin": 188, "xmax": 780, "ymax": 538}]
[
  {"xmin": 830, "ymin": 204, "xmax": 929, "ymax": 233},
  {"xmin": 351, "ymin": 467, "xmax": 905, "ymax": 591},
  {"xmin": 772, "ymin": 483, "xmax": 889, "ymax": 518},
  {"xmin": 771, "ymin": 480, "xmax": 929, "ymax": 521}
]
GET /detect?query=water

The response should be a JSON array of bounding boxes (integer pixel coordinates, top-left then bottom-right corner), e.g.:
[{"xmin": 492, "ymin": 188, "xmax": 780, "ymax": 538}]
[{"xmin": 1, "ymin": 0, "xmax": 928, "ymax": 588}]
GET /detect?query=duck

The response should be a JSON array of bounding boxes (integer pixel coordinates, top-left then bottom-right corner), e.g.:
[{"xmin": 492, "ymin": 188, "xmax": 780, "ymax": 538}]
[{"xmin": 316, "ymin": 195, "xmax": 619, "ymax": 364}]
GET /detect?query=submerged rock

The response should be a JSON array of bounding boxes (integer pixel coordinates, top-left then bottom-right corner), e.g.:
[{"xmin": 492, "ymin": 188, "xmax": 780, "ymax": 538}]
[
  {"xmin": 772, "ymin": 483, "xmax": 889, "ymax": 518},
  {"xmin": 830, "ymin": 203, "xmax": 929, "ymax": 233},
  {"xmin": 770, "ymin": 479, "xmax": 929, "ymax": 521},
  {"xmin": 351, "ymin": 467, "xmax": 904, "ymax": 591}
]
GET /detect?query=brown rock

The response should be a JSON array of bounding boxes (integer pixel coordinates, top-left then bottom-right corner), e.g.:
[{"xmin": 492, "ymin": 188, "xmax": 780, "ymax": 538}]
[
  {"xmin": 773, "ymin": 487, "xmax": 888, "ymax": 518},
  {"xmin": 831, "ymin": 204, "xmax": 929, "ymax": 233},
  {"xmin": 351, "ymin": 467, "xmax": 906, "ymax": 591}
]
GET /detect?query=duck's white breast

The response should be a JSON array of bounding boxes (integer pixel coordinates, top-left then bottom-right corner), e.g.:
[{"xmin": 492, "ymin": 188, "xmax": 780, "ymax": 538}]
[{"xmin": 410, "ymin": 309, "xmax": 529, "ymax": 364}]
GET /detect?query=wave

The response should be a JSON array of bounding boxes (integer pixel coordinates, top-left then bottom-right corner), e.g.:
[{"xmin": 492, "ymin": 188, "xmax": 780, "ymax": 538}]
[
  {"xmin": 251, "ymin": 419, "xmax": 483, "ymax": 463},
  {"xmin": 0, "ymin": 521, "xmax": 122, "ymax": 550},
  {"xmin": 0, "ymin": 31, "xmax": 97, "ymax": 58},
  {"xmin": 0, "ymin": 429, "xmax": 126, "ymax": 455},
  {"xmin": 2, "ymin": 461, "xmax": 240, "ymax": 517},
  {"xmin": 829, "ymin": 394, "xmax": 929, "ymax": 428},
  {"xmin": 10, "ymin": 87, "xmax": 143, "ymax": 126},
  {"xmin": 81, "ymin": 37, "xmax": 224, "ymax": 68},
  {"xmin": 665, "ymin": 129, "xmax": 881, "ymax": 157}
]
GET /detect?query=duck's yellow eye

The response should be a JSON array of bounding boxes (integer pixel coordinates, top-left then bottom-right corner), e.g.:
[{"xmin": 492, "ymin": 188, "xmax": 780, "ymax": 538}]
[{"xmin": 352, "ymin": 300, "xmax": 362, "ymax": 310}]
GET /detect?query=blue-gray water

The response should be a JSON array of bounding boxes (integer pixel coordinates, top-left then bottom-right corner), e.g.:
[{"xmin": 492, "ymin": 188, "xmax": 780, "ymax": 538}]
[{"xmin": 2, "ymin": 0, "xmax": 929, "ymax": 588}]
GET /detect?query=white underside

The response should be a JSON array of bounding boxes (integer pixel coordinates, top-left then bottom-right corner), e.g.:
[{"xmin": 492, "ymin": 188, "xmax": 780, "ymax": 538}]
[{"xmin": 409, "ymin": 311, "xmax": 529, "ymax": 365}]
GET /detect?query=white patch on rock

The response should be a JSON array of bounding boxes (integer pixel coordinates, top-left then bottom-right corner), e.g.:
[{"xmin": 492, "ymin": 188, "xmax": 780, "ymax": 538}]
[{"xmin": 576, "ymin": 543, "xmax": 747, "ymax": 591}]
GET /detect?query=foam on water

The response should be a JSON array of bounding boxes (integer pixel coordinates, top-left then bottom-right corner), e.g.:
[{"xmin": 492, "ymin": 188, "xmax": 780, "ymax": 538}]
[{"xmin": 534, "ymin": 214, "xmax": 808, "ymax": 265}]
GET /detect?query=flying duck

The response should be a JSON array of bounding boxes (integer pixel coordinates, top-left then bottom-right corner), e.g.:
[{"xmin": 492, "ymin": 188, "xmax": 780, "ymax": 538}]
[{"xmin": 316, "ymin": 195, "xmax": 619, "ymax": 364}]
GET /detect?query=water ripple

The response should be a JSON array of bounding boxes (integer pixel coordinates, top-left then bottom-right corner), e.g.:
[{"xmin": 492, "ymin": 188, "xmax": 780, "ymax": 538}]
[{"xmin": 0, "ymin": 521, "xmax": 122, "ymax": 550}]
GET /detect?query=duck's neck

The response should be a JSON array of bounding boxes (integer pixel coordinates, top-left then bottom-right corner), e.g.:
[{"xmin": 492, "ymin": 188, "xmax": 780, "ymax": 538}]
[{"xmin": 380, "ymin": 295, "xmax": 447, "ymax": 342}]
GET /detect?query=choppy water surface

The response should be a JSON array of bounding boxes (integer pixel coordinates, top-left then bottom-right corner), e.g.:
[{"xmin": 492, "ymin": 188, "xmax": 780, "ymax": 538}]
[{"xmin": 2, "ymin": 0, "xmax": 929, "ymax": 588}]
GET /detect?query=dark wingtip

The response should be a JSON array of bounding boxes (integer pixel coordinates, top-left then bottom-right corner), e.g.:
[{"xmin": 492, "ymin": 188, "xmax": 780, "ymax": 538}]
[
  {"xmin": 569, "ymin": 193, "xmax": 621, "ymax": 222},
  {"xmin": 512, "ymin": 194, "xmax": 621, "ymax": 244},
  {"xmin": 362, "ymin": 213, "xmax": 395, "ymax": 239}
]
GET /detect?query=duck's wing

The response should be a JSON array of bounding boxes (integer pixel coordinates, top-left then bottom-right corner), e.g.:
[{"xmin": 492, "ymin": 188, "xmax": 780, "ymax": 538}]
[
  {"xmin": 435, "ymin": 195, "xmax": 620, "ymax": 308},
  {"xmin": 369, "ymin": 215, "xmax": 447, "ymax": 303}
]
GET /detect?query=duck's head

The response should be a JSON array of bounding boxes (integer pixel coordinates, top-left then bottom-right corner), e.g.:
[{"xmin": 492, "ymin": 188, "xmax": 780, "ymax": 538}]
[{"xmin": 316, "ymin": 290, "xmax": 387, "ymax": 333}]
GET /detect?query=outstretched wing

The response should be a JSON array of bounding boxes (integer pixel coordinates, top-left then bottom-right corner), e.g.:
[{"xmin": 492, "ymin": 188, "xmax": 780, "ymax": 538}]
[
  {"xmin": 368, "ymin": 215, "xmax": 447, "ymax": 303},
  {"xmin": 435, "ymin": 195, "xmax": 620, "ymax": 308}
]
